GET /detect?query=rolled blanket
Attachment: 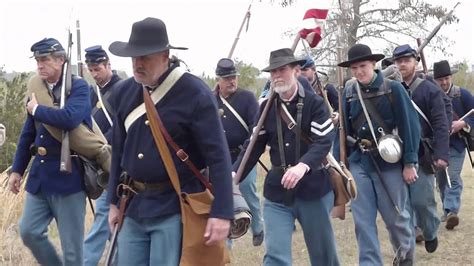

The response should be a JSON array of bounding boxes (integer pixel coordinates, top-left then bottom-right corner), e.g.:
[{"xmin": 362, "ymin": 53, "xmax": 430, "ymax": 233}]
[
  {"xmin": 229, "ymin": 183, "xmax": 252, "ymax": 239},
  {"xmin": 382, "ymin": 65, "xmax": 403, "ymax": 82}
]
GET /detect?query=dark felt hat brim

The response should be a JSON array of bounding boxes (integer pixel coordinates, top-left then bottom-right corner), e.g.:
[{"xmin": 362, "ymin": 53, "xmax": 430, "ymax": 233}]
[
  {"xmin": 434, "ymin": 69, "xmax": 458, "ymax": 79},
  {"xmin": 262, "ymin": 58, "xmax": 307, "ymax": 72},
  {"xmin": 338, "ymin": 54, "xmax": 385, "ymax": 67},
  {"xmin": 109, "ymin": 41, "xmax": 188, "ymax": 57}
]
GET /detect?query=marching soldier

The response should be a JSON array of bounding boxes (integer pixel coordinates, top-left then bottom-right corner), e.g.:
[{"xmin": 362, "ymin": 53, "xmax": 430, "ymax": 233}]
[
  {"xmin": 433, "ymin": 60, "xmax": 474, "ymax": 230},
  {"xmin": 106, "ymin": 17, "xmax": 233, "ymax": 265},
  {"xmin": 300, "ymin": 56, "xmax": 339, "ymax": 112},
  {"xmin": 83, "ymin": 45, "xmax": 122, "ymax": 266},
  {"xmin": 214, "ymin": 58, "xmax": 264, "ymax": 246},
  {"xmin": 234, "ymin": 48, "xmax": 340, "ymax": 265},
  {"xmin": 393, "ymin": 44, "xmax": 450, "ymax": 253},
  {"xmin": 336, "ymin": 43, "xmax": 420, "ymax": 265},
  {"xmin": 8, "ymin": 38, "xmax": 91, "ymax": 266}
]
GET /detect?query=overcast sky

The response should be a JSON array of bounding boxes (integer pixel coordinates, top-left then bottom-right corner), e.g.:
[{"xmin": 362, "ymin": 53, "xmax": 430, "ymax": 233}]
[{"xmin": 1, "ymin": 0, "xmax": 473, "ymax": 77}]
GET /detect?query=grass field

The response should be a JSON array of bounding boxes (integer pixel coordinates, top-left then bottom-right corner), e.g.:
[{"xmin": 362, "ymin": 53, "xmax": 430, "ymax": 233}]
[{"xmin": 0, "ymin": 156, "xmax": 472, "ymax": 265}]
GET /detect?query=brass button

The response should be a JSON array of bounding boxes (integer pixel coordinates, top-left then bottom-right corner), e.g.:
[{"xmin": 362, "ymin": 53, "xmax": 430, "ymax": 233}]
[
  {"xmin": 37, "ymin": 147, "xmax": 47, "ymax": 156},
  {"xmin": 145, "ymin": 120, "xmax": 150, "ymax": 126},
  {"xmin": 138, "ymin": 153, "xmax": 144, "ymax": 159}
]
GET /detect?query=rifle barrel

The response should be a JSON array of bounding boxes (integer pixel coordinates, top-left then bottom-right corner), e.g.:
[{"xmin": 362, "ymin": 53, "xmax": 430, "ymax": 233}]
[
  {"xmin": 76, "ymin": 20, "xmax": 83, "ymax": 77},
  {"xmin": 105, "ymin": 225, "xmax": 119, "ymax": 266},
  {"xmin": 416, "ymin": 2, "xmax": 460, "ymax": 54},
  {"xmin": 59, "ymin": 31, "xmax": 73, "ymax": 173}
]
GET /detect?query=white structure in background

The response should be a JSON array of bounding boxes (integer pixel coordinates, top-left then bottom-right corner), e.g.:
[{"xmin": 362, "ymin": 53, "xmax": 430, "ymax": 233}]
[{"xmin": 0, "ymin": 124, "xmax": 5, "ymax": 146}]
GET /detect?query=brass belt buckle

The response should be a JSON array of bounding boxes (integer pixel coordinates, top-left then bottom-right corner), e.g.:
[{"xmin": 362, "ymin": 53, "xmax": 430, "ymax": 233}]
[{"xmin": 37, "ymin": 146, "xmax": 47, "ymax": 156}]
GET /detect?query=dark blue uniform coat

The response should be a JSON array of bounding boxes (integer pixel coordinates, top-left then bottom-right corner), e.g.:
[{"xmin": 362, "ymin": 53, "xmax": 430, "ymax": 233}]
[
  {"xmin": 448, "ymin": 85, "xmax": 474, "ymax": 152},
  {"xmin": 12, "ymin": 76, "xmax": 91, "ymax": 195},
  {"xmin": 90, "ymin": 72, "xmax": 122, "ymax": 143},
  {"xmin": 234, "ymin": 83, "xmax": 335, "ymax": 203},
  {"xmin": 108, "ymin": 66, "xmax": 234, "ymax": 221},
  {"xmin": 215, "ymin": 88, "xmax": 258, "ymax": 162},
  {"xmin": 408, "ymin": 78, "xmax": 450, "ymax": 162}
]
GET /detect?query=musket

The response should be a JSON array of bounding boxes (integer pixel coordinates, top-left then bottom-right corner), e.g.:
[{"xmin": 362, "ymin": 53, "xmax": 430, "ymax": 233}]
[
  {"xmin": 105, "ymin": 175, "xmax": 132, "ymax": 266},
  {"xmin": 416, "ymin": 2, "xmax": 460, "ymax": 55},
  {"xmin": 336, "ymin": 47, "xmax": 348, "ymax": 167},
  {"xmin": 416, "ymin": 2, "xmax": 460, "ymax": 73},
  {"xmin": 228, "ymin": 4, "xmax": 252, "ymax": 58},
  {"xmin": 234, "ymin": 35, "xmax": 300, "ymax": 183},
  {"xmin": 59, "ymin": 31, "xmax": 73, "ymax": 173},
  {"xmin": 417, "ymin": 38, "xmax": 428, "ymax": 74},
  {"xmin": 218, "ymin": 3, "xmax": 269, "ymax": 173},
  {"xmin": 76, "ymin": 20, "xmax": 83, "ymax": 77},
  {"xmin": 301, "ymin": 40, "xmax": 334, "ymax": 114}
]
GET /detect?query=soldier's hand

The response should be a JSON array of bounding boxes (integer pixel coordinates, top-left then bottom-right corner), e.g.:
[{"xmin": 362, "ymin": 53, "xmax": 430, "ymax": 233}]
[
  {"xmin": 434, "ymin": 159, "xmax": 448, "ymax": 170},
  {"xmin": 8, "ymin": 172, "xmax": 22, "ymax": 194},
  {"xmin": 281, "ymin": 162, "xmax": 308, "ymax": 189},
  {"xmin": 26, "ymin": 93, "xmax": 38, "ymax": 115},
  {"xmin": 451, "ymin": 120, "xmax": 467, "ymax": 134},
  {"xmin": 331, "ymin": 112, "xmax": 339, "ymax": 125},
  {"xmin": 402, "ymin": 165, "xmax": 417, "ymax": 184},
  {"xmin": 204, "ymin": 217, "xmax": 230, "ymax": 246},
  {"xmin": 108, "ymin": 204, "xmax": 120, "ymax": 232}
]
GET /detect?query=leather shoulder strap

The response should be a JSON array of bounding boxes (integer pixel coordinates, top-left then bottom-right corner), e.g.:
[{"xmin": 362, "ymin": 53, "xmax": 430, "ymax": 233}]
[{"xmin": 142, "ymin": 87, "xmax": 213, "ymax": 193}]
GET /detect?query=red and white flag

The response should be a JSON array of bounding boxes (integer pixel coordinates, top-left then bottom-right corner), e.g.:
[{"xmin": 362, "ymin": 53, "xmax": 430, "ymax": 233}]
[{"xmin": 299, "ymin": 8, "xmax": 329, "ymax": 48}]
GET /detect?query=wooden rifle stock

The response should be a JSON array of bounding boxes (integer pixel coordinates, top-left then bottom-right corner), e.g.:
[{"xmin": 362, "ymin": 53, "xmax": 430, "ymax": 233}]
[
  {"xmin": 235, "ymin": 35, "xmax": 300, "ymax": 183},
  {"xmin": 234, "ymin": 90, "xmax": 277, "ymax": 183},
  {"xmin": 60, "ymin": 31, "xmax": 73, "ymax": 173},
  {"xmin": 314, "ymin": 70, "xmax": 334, "ymax": 114},
  {"xmin": 105, "ymin": 176, "xmax": 131, "ymax": 266},
  {"xmin": 336, "ymin": 47, "xmax": 348, "ymax": 166},
  {"xmin": 417, "ymin": 38, "xmax": 428, "ymax": 75}
]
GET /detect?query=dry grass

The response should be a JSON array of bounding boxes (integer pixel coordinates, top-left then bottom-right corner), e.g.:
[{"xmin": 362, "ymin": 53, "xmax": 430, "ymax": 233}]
[{"xmin": 1, "ymin": 156, "xmax": 472, "ymax": 265}]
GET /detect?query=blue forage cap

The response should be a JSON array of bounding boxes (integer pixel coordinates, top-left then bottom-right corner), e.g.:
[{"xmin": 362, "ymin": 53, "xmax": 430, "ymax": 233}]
[
  {"xmin": 30, "ymin": 38, "xmax": 65, "ymax": 57},
  {"xmin": 85, "ymin": 45, "xmax": 109, "ymax": 64},
  {"xmin": 300, "ymin": 56, "xmax": 315, "ymax": 69},
  {"xmin": 392, "ymin": 44, "xmax": 419, "ymax": 61},
  {"xmin": 215, "ymin": 58, "xmax": 239, "ymax": 77}
]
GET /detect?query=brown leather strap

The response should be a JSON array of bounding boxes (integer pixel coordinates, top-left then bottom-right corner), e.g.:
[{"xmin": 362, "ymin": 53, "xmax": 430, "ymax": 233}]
[
  {"xmin": 277, "ymin": 103, "xmax": 312, "ymax": 144},
  {"xmin": 277, "ymin": 104, "xmax": 330, "ymax": 165},
  {"xmin": 142, "ymin": 88, "xmax": 213, "ymax": 194}
]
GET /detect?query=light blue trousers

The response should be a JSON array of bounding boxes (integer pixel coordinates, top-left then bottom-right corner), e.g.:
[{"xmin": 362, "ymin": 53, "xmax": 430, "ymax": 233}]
[
  {"xmin": 263, "ymin": 191, "xmax": 339, "ymax": 266},
  {"xmin": 350, "ymin": 160, "xmax": 414, "ymax": 266},
  {"xmin": 84, "ymin": 190, "xmax": 110, "ymax": 266},
  {"xmin": 409, "ymin": 167, "xmax": 440, "ymax": 241},
  {"xmin": 239, "ymin": 166, "xmax": 264, "ymax": 235},
  {"xmin": 437, "ymin": 147, "xmax": 465, "ymax": 215},
  {"xmin": 117, "ymin": 214, "xmax": 182, "ymax": 266},
  {"xmin": 19, "ymin": 191, "xmax": 86, "ymax": 266}
]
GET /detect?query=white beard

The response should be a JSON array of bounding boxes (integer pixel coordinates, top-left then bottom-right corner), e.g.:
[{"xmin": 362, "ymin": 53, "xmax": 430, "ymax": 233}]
[{"xmin": 273, "ymin": 83, "xmax": 291, "ymax": 94}]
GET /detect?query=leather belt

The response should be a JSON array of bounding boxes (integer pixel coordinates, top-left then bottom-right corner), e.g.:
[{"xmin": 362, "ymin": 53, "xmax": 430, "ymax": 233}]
[
  {"xmin": 131, "ymin": 175, "xmax": 196, "ymax": 193},
  {"xmin": 30, "ymin": 146, "xmax": 61, "ymax": 156}
]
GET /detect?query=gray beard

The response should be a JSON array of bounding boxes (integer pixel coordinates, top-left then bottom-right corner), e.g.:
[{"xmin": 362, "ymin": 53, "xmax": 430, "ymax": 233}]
[{"xmin": 274, "ymin": 84, "xmax": 291, "ymax": 94}]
